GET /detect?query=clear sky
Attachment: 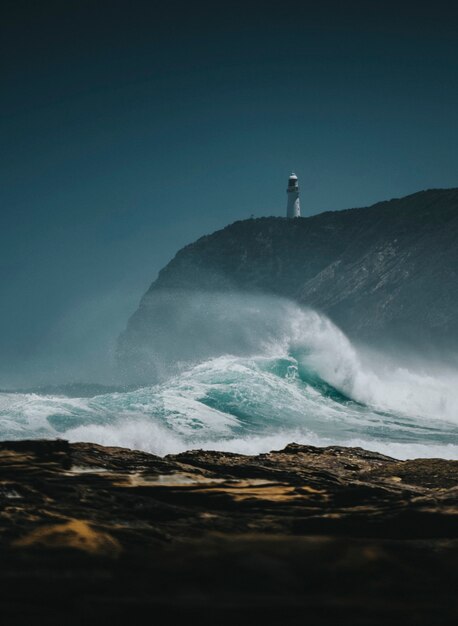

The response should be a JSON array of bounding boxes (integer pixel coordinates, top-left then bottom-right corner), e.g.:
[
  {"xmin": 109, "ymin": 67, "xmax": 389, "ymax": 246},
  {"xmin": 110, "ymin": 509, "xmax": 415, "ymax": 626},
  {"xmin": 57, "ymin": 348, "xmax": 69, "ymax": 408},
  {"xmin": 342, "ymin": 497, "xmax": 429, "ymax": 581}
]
[{"xmin": 1, "ymin": 0, "xmax": 458, "ymax": 384}]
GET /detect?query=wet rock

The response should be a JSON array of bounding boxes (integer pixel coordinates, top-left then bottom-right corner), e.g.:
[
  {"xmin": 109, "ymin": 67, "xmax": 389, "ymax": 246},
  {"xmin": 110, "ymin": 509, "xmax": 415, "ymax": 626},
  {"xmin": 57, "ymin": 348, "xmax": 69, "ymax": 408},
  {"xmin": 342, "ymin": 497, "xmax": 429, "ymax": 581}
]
[{"xmin": 0, "ymin": 439, "xmax": 457, "ymax": 625}]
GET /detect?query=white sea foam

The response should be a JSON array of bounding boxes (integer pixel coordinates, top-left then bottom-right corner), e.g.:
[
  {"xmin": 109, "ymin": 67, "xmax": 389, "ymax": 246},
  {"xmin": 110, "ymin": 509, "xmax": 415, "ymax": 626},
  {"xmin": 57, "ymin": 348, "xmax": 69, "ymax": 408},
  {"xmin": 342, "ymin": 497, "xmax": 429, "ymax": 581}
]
[
  {"xmin": 0, "ymin": 294, "xmax": 457, "ymax": 459},
  {"xmin": 62, "ymin": 422, "xmax": 458, "ymax": 460}
]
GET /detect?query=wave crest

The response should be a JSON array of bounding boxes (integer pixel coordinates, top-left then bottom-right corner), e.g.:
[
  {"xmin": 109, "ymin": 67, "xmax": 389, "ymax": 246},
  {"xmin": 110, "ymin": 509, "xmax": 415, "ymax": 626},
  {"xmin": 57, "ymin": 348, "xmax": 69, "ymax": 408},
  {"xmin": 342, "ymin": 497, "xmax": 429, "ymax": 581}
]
[{"xmin": 1, "ymin": 292, "xmax": 457, "ymax": 459}]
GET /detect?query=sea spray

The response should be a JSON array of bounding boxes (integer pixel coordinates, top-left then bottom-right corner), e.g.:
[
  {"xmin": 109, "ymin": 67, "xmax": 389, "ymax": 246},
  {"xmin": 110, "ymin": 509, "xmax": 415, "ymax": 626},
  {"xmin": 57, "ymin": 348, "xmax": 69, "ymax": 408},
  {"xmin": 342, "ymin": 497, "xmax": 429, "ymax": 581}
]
[{"xmin": 1, "ymin": 292, "xmax": 457, "ymax": 459}]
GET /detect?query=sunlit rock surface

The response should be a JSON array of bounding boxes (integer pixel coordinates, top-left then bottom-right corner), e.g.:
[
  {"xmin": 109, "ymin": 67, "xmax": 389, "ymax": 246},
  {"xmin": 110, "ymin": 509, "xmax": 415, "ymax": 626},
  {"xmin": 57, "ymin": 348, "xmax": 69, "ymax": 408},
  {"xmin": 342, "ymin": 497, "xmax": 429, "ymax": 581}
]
[{"xmin": 1, "ymin": 439, "xmax": 457, "ymax": 625}]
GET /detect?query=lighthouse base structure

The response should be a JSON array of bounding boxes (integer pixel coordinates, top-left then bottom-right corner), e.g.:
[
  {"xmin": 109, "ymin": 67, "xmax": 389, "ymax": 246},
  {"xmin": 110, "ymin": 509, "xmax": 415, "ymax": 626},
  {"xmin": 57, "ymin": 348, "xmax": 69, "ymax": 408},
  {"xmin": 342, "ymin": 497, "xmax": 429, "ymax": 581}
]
[
  {"xmin": 287, "ymin": 194, "xmax": 301, "ymax": 218},
  {"xmin": 286, "ymin": 173, "xmax": 301, "ymax": 218}
]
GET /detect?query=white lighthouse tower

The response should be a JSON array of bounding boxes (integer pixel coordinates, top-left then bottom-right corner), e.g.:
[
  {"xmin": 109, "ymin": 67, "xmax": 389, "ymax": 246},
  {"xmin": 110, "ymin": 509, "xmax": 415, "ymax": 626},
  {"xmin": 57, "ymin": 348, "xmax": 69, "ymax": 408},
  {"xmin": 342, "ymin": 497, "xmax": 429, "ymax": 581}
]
[{"xmin": 286, "ymin": 172, "xmax": 301, "ymax": 218}]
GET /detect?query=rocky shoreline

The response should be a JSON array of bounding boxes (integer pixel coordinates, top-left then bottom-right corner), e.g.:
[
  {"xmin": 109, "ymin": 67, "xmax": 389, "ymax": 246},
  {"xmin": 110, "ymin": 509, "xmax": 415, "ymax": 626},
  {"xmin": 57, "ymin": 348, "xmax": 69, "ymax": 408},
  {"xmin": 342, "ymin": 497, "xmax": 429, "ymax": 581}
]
[{"xmin": 1, "ymin": 439, "xmax": 457, "ymax": 625}]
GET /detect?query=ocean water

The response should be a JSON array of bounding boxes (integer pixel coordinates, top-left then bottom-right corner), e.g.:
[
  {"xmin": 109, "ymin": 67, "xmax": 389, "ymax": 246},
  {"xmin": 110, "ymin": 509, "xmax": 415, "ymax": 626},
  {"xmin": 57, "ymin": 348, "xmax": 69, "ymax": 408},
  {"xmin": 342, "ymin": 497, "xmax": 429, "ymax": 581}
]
[{"xmin": 1, "ymin": 298, "xmax": 457, "ymax": 459}]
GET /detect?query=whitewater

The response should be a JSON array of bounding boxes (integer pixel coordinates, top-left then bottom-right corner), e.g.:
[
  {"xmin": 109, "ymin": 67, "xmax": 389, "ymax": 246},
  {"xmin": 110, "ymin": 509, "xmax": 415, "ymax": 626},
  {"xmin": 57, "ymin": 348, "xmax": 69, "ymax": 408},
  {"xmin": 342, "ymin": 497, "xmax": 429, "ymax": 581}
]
[{"xmin": 1, "ymin": 294, "xmax": 457, "ymax": 459}]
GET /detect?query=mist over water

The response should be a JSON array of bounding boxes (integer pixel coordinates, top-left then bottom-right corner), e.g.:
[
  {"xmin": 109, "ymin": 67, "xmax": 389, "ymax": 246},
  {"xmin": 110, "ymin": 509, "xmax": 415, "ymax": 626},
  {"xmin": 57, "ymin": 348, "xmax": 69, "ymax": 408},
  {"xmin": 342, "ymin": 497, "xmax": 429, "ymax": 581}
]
[
  {"xmin": 0, "ymin": 288, "xmax": 139, "ymax": 389},
  {"xmin": 0, "ymin": 291, "xmax": 457, "ymax": 459}
]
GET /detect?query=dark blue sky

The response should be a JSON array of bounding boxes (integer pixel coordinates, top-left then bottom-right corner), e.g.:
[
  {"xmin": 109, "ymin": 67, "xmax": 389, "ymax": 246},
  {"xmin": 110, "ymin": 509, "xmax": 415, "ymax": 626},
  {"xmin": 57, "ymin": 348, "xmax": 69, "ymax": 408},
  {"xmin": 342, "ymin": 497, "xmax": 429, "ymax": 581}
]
[{"xmin": 1, "ymin": 0, "xmax": 458, "ymax": 384}]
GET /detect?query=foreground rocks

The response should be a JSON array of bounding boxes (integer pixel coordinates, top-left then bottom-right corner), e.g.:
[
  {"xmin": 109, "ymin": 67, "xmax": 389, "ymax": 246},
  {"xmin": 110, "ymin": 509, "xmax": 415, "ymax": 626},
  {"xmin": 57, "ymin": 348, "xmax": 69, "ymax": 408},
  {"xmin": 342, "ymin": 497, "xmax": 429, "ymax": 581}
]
[{"xmin": 0, "ymin": 439, "xmax": 457, "ymax": 625}]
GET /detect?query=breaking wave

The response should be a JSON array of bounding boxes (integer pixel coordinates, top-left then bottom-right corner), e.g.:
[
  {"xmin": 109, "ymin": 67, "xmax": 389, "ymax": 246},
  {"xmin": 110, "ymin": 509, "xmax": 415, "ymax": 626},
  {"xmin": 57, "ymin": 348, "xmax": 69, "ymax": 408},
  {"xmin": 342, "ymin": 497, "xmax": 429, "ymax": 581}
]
[{"xmin": 1, "ymin": 293, "xmax": 457, "ymax": 459}]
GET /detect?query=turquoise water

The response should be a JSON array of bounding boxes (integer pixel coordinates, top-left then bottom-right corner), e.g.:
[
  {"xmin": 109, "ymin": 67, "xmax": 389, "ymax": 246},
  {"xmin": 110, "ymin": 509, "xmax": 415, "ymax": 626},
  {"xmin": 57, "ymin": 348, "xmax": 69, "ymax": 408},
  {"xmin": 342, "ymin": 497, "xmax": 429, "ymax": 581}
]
[
  {"xmin": 1, "ymin": 299, "xmax": 457, "ymax": 459},
  {"xmin": 1, "ymin": 349, "xmax": 457, "ymax": 459}
]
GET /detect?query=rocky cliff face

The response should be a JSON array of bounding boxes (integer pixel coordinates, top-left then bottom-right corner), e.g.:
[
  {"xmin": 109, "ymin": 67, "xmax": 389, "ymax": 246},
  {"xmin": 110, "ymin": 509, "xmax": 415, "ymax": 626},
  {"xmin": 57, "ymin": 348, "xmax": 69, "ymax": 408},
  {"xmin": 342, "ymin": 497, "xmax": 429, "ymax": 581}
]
[{"xmin": 119, "ymin": 188, "xmax": 458, "ymax": 364}]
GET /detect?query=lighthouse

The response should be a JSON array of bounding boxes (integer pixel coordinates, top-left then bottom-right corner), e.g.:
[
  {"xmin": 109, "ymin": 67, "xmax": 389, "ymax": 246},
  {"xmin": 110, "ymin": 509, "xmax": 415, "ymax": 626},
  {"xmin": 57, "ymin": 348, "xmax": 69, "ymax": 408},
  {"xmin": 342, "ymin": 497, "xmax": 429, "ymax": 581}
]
[{"xmin": 286, "ymin": 173, "xmax": 301, "ymax": 218}]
